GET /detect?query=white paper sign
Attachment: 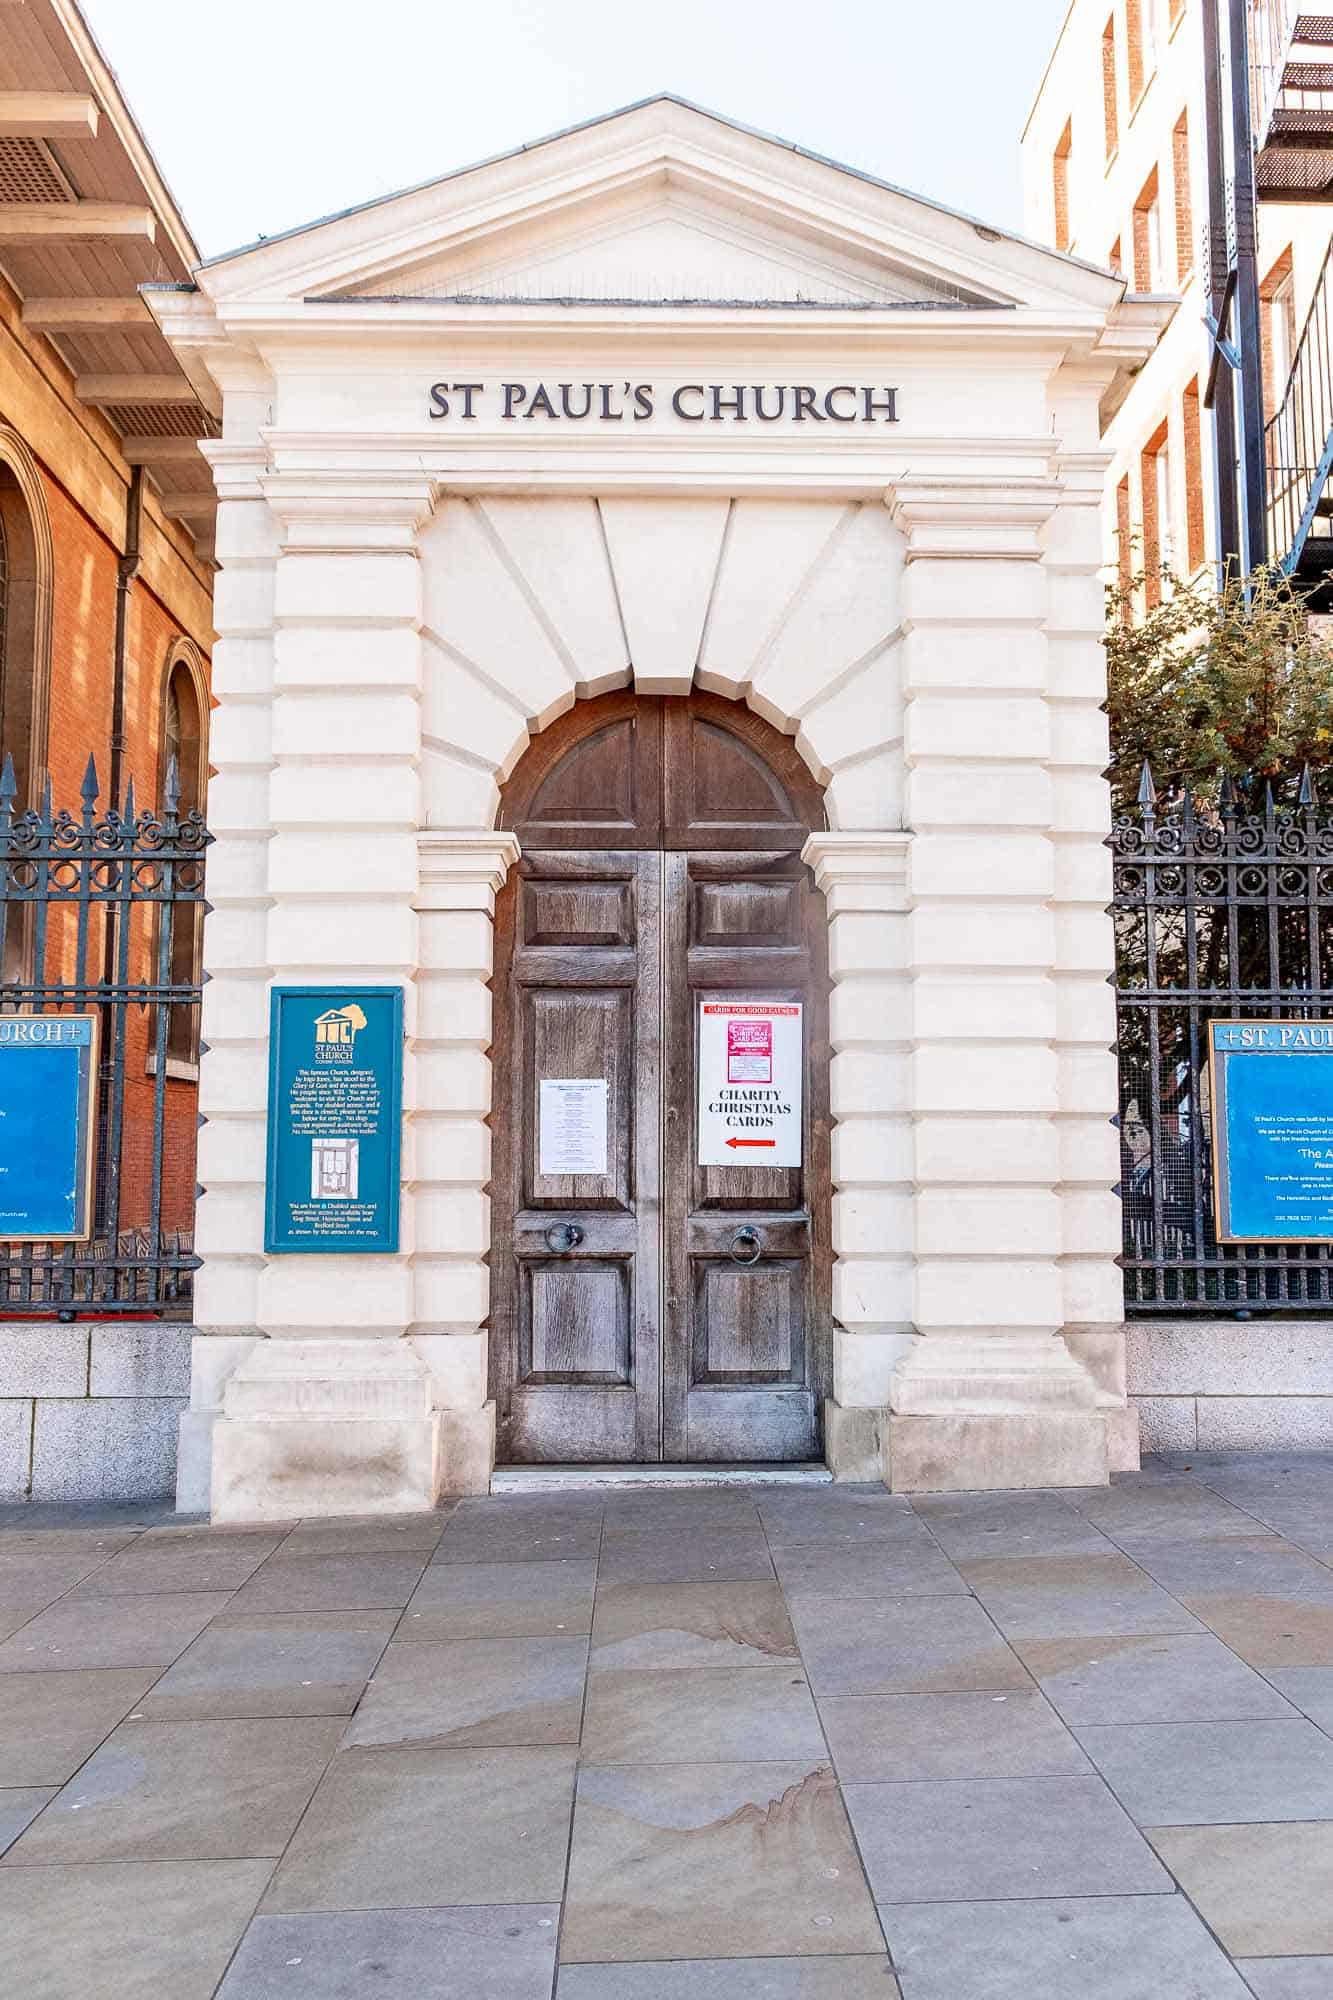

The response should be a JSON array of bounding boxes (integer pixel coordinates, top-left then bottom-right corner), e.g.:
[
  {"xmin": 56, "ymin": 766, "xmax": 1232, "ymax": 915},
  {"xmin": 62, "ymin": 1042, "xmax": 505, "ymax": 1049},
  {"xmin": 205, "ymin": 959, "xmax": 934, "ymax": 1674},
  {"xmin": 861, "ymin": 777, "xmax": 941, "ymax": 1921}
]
[
  {"xmin": 539, "ymin": 1078, "xmax": 609, "ymax": 1176},
  {"xmin": 698, "ymin": 1002, "xmax": 802, "ymax": 1167}
]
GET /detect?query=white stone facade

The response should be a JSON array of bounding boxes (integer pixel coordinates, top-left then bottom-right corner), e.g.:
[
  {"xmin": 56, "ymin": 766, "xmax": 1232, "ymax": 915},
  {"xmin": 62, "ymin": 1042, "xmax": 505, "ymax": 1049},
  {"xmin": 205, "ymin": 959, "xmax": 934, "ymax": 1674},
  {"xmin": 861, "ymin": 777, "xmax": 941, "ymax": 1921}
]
[{"xmin": 151, "ymin": 99, "xmax": 1165, "ymax": 1517}]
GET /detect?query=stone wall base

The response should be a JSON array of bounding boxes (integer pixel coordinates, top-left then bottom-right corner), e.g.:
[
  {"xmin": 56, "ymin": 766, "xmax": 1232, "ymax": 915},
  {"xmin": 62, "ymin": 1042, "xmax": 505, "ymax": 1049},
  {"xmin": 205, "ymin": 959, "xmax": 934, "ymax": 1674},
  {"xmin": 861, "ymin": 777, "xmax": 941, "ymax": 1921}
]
[
  {"xmin": 0, "ymin": 1322, "xmax": 190, "ymax": 1503},
  {"xmin": 1128, "ymin": 1318, "xmax": 1333, "ymax": 1453}
]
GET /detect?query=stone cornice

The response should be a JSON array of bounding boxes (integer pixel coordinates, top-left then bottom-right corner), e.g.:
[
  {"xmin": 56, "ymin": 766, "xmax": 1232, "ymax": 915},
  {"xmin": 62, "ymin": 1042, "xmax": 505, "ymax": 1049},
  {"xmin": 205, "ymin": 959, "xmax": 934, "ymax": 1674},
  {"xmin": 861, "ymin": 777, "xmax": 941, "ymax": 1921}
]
[
  {"xmin": 802, "ymin": 830, "xmax": 911, "ymax": 913},
  {"xmin": 416, "ymin": 831, "xmax": 521, "ymax": 911}
]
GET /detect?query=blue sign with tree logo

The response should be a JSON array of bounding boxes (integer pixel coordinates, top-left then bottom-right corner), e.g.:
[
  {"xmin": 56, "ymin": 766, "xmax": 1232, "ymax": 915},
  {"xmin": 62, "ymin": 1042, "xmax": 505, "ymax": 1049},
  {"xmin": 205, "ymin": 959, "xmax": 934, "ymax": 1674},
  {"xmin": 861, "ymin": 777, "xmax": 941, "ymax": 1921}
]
[
  {"xmin": 0, "ymin": 1013, "xmax": 98, "ymax": 1240},
  {"xmin": 265, "ymin": 986, "xmax": 403, "ymax": 1254},
  {"xmin": 1209, "ymin": 1019, "xmax": 1333, "ymax": 1241}
]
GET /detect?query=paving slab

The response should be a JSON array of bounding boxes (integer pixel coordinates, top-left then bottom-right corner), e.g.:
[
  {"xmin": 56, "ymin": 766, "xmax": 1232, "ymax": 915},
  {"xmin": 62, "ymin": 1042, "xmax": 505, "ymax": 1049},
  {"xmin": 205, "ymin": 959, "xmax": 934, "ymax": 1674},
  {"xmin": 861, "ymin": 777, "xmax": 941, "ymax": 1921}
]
[
  {"xmin": 755, "ymin": 1491, "xmax": 917, "ymax": 1547},
  {"xmin": 819, "ymin": 1690, "xmax": 1090, "ymax": 1782},
  {"xmin": 1147, "ymin": 1823, "xmax": 1333, "ymax": 1956},
  {"xmin": 215, "ymin": 1904, "xmax": 560, "ymax": 1999},
  {"xmin": 589, "ymin": 1579, "xmax": 798, "ymax": 1670},
  {"xmin": 1014, "ymin": 1631, "xmax": 1297, "ymax": 1725},
  {"xmin": 0, "ymin": 1857, "xmax": 273, "ymax": 2000},
  {"xmin": 1266, "ymin": 1666, "xmax": 1333, "ymax": 1732},
  {"xmin": 582, "ymin": 1664, "xmax": 826, "ymax": 1764},
  {"xmin": 1236, "ymin": 1959, "xmax": 1333, "ymax": 1999},
  {"xmin": 264, "ymin": 1744, "xmax": 577, "ymax": 1910},
  {"xmin": 398, "ymin": 1556, "xmax": 597, "ymax": 1641},
  {"xmin": 843, "ymin": 1775, "xmax": 1169, "ymax": 1902},
  {"xmin": 599, "ymin": 1492, "xmax": 764, "ymax": 1533},
  {"xmin": 956, "ymin": 1553, "xmax": 1203, "ymax": 1640},
  {"xmin": 908, "ymin": 1493, "xmax": 1110, "ymax": 1561},
  {"xmin": 0, "ymin": 1548, "xmax": 122, "ymax": 1610},
  {"xmin": 1127, "ymin": 1538, "xmax": 1333, "ymax": 1601},
  {"xmin": 595, "ymin": 1527, "xmax": 775, "ymax": 1585},
  {"xmin": 0, "ymin": 1590, "xmax": 233, "ymax": 1670},
  {"xmin": 0, "ymin": 1665, "xmax": 161, "ymax": 1783},
  {"xmin": 561, "ymin": 1760, "xmax": 883, "ymax": 1962},
  {"xmin": 225, "ymin": 1552, "xmax": 429, "ymax": 1614},
  {"xmin": 270, "ymin": 1512, "xmax": 451, "ymax": 1559},
  {"xmin": 878, "ymin": 1894, "xmax": 1252, "ymax": 1999},
  {"xmin": 1186, "ymin": 1593, "xmax": 1333, "ymax": 1668},
  {"xmin": 3, "ymin": 1713, "xmax": 345, "ymax": 1862},
  {"xmin": 771, "ymin": 1538, "xmax": 967, "ymax": 1599},
  {"xmin": 0, "ymin": 1784, "xmax": 55, "ymax": 1853},
  {"xmin": 343, "ymin": 1634, "xmax": 589, "ymax": 1747},
  {"xmin": 138, "ymin": 1610, "xmax": 397, "ymax": 1720},
  {"xmin": 1079, "ymin": 1717, "xmax": 1333, "ymax": 1824},
  {"xmin": 557, "ymin": 1958, "xmax": 901, "ymax": 1997},
  {"xmin": 789, "ymin": 1593, "xmax": 1031, "ymax": 1695},
  {"xmin": 63, "ymin": 1536, "xmax": 280, "ymax": 1598},
  {"xmin": 433, "ymin": 1497, "xmax": 604, "ymax": 1564}
]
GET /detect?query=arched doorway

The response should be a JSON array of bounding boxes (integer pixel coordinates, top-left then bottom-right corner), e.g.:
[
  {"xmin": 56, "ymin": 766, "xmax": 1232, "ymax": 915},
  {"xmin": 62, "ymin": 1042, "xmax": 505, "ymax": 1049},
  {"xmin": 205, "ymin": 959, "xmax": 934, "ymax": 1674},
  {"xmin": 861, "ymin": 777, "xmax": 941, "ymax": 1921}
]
[{"xmin": 489, "ymin": 690, "xmax": 832, "ymax": 1465}]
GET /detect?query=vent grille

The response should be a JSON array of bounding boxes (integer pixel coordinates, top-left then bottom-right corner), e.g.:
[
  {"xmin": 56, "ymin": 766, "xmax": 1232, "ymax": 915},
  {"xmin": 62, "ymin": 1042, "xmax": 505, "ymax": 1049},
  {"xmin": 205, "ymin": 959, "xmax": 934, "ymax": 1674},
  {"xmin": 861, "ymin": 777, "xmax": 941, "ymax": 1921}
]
[
  {"xmin": 0, "ymin": 137, "xmax": 73, "ymax": 205},
  {"xmin": 101, "ymin": 404, "xmax": 218, "ymax": 439}
]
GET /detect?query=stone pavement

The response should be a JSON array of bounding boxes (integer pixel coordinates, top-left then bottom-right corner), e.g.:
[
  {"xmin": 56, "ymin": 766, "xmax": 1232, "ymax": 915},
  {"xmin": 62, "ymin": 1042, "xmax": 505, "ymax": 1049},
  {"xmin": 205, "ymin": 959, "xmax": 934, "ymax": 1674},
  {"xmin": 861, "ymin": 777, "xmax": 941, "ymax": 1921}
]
[{"xmin": 0, "ymin": 1456, "xmax": 1332, "ymax": 1997}]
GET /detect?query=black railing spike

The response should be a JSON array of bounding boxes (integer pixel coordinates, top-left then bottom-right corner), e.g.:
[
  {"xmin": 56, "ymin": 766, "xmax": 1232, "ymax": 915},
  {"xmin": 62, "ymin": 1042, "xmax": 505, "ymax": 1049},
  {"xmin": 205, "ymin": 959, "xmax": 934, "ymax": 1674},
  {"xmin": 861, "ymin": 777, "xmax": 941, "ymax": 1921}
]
[
  {"xmin": 1182, "ymin": 786, "xmax": 1196, "ymax": 831},
  {"xmin": 80, "ymin": 753, "xmax": 99, "ymax": 807},
  {"xmin": 1264, "ymin": 778, "xmax": 1277, "ymax": 821},
  {"xmin": 0, "ymin": 753, "xmax": 17, "ymax": 809},
  {"xmin": 1137, "ymin": 758, "xmax": 1157, "ymax": 810},
  {"xmin": 39, "ymin": 772, "xmax": 52, "ymax": 824},
  {"xmin": 1219, "ymin": 770, "xmax": 1237, "ymax": 814},
  {"xmin": 123, "ymin": 774, "xmax": 136, "ymax": 825},
  {"xmin": 163, "ymin": 753, "xmax": 181, "ymax": 816},
  {"xmin": 1299, "ymin": 762, "xmax": 1317, "ymax": 808}
]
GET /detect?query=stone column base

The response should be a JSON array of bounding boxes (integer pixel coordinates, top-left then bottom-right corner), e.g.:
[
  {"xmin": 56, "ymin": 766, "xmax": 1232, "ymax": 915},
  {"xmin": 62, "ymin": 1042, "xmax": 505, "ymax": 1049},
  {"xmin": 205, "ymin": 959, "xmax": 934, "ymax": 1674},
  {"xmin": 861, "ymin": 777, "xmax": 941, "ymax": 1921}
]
[
  {"xmin": 441, "ymin": 1402, "xmax": 497, "ymax": 1495},
  {"xmin": 210, "ymin": 1338, "xmax": 442, "ymax": 1522},
  {"xmin": 885, "ymin": 1410, "xmax": 1110, "ymax": 1492},
  {"xmin": 823, "ymin": 1399, "xmax": 885, "ymax": 1483}
]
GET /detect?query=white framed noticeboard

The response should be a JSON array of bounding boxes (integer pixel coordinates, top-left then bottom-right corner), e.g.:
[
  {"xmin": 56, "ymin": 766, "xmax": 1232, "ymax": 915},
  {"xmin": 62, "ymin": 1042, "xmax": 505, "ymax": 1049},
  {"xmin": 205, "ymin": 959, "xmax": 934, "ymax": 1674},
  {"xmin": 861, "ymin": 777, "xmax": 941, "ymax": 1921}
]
[
  {"xmin": 697, "ymin": 1001, "xmax": 802, "ymax": 1167},
  {"xmin": 539, "ymin": 1078, "xmax": 609, "ymax": 1176}
]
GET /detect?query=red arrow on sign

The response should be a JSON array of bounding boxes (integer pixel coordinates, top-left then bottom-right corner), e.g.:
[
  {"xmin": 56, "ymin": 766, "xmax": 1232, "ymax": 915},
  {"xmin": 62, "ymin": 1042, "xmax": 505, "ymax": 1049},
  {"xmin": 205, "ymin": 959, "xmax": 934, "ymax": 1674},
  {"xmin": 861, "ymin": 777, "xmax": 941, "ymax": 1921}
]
[{"xmin": 726, "ymin": 1137, "xmax": 775, "ymax": 1149}]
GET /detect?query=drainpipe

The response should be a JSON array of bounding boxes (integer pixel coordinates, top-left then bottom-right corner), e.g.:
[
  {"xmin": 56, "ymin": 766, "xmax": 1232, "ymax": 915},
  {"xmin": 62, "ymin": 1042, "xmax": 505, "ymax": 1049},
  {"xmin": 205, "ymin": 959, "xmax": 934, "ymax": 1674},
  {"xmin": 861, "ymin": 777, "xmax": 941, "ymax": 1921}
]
[{"xmin": 109, "ymin": 465, "xmax": 143, "ymax": 811}]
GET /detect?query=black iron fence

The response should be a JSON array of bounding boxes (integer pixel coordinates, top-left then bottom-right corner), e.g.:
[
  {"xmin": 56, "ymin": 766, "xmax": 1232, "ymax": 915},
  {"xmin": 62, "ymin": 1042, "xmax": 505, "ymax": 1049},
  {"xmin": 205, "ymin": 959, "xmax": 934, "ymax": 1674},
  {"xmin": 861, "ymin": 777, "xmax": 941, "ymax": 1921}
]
[
  {"xmin": 0, "ymin": 756, "xmax": 209, "ymax": 1315},
  {"xmin": 1112, "ymin": 765, "xmax": 1333, "ymax": 1312}
]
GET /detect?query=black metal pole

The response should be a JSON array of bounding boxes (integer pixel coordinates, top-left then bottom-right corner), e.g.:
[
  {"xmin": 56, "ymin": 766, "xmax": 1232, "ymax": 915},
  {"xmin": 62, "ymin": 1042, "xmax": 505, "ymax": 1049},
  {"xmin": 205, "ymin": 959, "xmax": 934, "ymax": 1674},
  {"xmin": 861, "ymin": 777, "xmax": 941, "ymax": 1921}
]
[
  {"xmin": 1228, "ymin": 0, "xmax": 1269, "ymax": 572},
  {"xmin": 1203, "ymin": 0, "xmax": 1242, "ymax": 577}
]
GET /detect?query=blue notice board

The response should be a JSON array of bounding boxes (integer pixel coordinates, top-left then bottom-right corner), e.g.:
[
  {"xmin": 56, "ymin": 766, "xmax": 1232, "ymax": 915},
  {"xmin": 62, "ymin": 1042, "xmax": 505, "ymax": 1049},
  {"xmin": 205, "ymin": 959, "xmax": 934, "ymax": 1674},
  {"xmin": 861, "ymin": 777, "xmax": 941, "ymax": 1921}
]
[
  {"xmin": 0, "ymin": 1013, "xmax": 98, "ymax": 1241},
  {"xmin": 1209, "ymin": 1019, "xmax": 1333, "ymax": 1242},
  {"xmin": 265, "ymin": 986, "xmax": 403, "ymax": 1254}
]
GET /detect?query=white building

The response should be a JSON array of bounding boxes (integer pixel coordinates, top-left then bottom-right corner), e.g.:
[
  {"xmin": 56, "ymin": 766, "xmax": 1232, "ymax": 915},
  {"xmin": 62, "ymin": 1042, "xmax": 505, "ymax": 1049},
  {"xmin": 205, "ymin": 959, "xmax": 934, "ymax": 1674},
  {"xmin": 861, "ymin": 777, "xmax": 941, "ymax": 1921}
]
[
  {"xmin": 1022, "ymin": 0, "xmax": 1332, "ymax": 590},
  {"xmin": 150, "ymin": 97, "xmax": 1167, "ymax": 1517}
]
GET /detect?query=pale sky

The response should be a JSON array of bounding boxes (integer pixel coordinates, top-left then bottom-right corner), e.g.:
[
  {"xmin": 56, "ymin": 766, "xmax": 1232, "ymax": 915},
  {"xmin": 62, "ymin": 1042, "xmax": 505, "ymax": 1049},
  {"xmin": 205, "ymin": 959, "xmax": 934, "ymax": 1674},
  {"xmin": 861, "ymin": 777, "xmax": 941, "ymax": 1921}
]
[{"xmin": 78, "ymin": 0, "xmax": 1070, "ymax": 260}]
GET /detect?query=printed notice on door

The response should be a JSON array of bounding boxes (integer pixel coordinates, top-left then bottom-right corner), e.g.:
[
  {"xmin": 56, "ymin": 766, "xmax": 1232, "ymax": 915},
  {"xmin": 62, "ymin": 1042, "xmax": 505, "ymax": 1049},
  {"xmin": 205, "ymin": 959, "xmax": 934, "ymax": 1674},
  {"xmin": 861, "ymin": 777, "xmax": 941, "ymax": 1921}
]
[
  {"xmin": 539, "ymin": 1078, "xmax": 609, "ymax": 1177},
  {"xmin": 698, "ymin": 1001, "xmax": 802, "ymax": 1167}
]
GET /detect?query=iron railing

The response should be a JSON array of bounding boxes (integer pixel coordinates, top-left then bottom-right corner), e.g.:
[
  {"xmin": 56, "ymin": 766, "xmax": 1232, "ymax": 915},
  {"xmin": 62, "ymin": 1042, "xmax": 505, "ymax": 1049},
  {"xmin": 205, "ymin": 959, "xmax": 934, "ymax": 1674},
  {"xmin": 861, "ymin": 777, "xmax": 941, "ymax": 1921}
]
[
  {"xmin": 1250, "ymin": 0, "xmax": 1300, "ymax": 151},
  {"xmin": 1264, "ymin": 234, "xmax": 1333, "ymax": 570},
  {"xmin": 0, "ymin": 755, "xmax": 209, "ymax": 1314},
  {"xmin": 1112, "ymin": 765, "xmax": 1333, "ymax": 1311}
]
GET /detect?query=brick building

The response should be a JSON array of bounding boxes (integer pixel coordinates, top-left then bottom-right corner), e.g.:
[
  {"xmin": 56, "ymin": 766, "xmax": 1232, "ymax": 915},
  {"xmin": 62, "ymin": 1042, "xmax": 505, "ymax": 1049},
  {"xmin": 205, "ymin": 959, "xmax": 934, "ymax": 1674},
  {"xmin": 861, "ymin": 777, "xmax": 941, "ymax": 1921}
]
[{"xmin": 0, "ymin": 0, "xmax": 215, "ymax": 1501}]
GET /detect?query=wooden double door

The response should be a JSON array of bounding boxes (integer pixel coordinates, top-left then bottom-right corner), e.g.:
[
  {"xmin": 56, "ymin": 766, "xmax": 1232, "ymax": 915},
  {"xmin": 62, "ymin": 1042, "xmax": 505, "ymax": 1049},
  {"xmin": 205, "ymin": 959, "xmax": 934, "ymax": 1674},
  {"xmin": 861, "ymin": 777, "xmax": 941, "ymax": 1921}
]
[{"xmin": 489, "ymin": 693, "xmax": 832, "ymax": 1464}]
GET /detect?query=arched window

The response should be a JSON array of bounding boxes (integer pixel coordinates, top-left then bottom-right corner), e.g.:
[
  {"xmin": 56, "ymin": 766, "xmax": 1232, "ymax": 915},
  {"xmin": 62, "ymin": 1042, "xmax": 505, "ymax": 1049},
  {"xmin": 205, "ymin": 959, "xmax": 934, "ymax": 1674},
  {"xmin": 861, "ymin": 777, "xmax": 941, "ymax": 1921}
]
[
  {"xmin": 0, "ymin": 426, "xmax": 54, "ymax": 813},
  {"xmin": 159, "ymin": 640, "xmax": 209, "ymax": 1068}
]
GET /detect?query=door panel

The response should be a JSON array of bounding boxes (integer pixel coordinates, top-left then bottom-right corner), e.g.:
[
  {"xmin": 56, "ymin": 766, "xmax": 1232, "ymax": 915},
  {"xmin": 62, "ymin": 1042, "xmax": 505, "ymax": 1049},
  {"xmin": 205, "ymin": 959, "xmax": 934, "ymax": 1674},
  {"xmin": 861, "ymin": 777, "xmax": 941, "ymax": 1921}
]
[
  {"xmin": 491, "ymin": 850, "xmax": 661, "ymax": 1462},
  {"xmin": 663, "ymin": 851, "xmax": 832, "ymax": 1462}
]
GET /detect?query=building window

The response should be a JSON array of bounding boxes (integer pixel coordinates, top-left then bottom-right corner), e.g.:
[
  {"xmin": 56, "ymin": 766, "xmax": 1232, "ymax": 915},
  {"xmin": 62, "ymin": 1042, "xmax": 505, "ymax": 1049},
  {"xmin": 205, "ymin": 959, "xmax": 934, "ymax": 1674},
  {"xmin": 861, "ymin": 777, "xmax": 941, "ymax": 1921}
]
[
  {"xmin": 1103, "ymin": 18, "xmax": 1119, "ymax": 159},
  {"xmin": 1133, "ymin": 167, "xmax": 1163, "ymax": 288},
  {"xmin": 159, "ymin": 641, "xmax": 208, "ymax": 1069},
  {"xmin": 1141, "ymin": 419, "xmax": 1173, "ymax": 602},
  {"xmin": 1173, "ymin": 111, "xmax": 1193, "ymax": 281},
  {"xmin": 1127, "ymin": 0, "xmax": 1146, "ymax": 102},
  {"xmin": 1182, "ymin": 378, "xmax": 1205, "ymax": 572},
  {"xmin": 1261, "ymin": 249, "xmax": 1297, "ymax": 412},
  {"xmin": 1053, "ymin": 120, "xmax": 1073, "ymax": 252}
]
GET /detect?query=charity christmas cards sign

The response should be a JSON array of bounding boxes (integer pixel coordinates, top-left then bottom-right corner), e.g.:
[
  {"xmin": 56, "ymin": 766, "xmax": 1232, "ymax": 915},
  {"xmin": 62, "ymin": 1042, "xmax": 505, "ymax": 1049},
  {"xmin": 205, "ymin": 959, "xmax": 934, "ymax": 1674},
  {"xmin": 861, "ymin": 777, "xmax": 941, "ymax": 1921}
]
[{"xmin": 697, "ymin": 1001, "xmax": 802, "ymax": 1167}]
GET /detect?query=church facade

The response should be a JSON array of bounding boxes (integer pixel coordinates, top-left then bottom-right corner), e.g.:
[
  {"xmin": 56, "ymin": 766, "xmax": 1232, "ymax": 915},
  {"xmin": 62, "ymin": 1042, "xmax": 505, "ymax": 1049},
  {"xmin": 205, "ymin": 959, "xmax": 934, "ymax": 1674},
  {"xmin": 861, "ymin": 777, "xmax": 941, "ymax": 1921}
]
[{"xmin": 150, "ymin": 97, "xmax": 1165, "ymax": 1518}]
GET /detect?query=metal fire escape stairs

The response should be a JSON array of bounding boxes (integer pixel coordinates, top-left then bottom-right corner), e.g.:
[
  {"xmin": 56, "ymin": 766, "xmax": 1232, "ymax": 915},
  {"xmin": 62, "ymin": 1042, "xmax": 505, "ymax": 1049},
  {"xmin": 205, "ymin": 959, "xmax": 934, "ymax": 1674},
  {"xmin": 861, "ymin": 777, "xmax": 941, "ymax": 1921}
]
[{"xmin": 1252, "ymin": 8, "xmax": 1333, "ymax": 577}]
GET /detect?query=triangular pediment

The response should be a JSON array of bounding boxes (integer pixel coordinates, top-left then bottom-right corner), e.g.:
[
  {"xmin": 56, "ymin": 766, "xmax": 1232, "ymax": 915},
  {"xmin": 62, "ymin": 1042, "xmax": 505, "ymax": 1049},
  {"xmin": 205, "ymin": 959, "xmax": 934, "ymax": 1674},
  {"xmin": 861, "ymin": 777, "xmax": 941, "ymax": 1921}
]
[
  {"xmin": 192, "ymin": 97, "xmax": 1124, "ymax": 319},
  {"xmin": 331, "ymin": 184, "xmax": 982, "ymax": 308}
]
